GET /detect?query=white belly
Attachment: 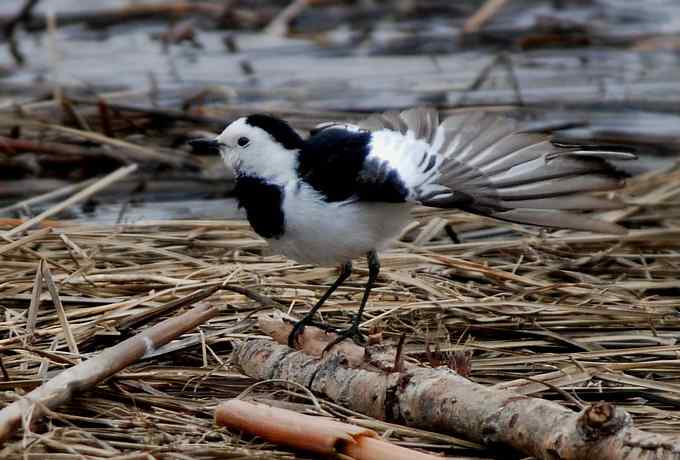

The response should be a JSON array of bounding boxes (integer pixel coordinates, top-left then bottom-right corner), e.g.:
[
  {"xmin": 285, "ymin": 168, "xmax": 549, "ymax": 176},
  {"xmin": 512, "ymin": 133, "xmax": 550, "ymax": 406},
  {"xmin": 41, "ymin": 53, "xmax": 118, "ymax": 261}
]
[{"xmin": 268, "ymin": 182, "xmax": 412, "ymax": 266}]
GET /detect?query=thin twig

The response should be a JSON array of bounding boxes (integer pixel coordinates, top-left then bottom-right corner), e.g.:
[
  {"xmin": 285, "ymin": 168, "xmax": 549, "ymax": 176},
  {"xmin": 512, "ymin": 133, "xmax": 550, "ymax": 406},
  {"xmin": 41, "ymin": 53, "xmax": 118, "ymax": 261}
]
[
  {"xmin": 392, "ymin": 333, "xmax": 406, "ymax": 373},
  {"xmin": 41, "ymin": 262, "xmax": 80, "ymax": 360},
  {"xmin": 219, "ymin": 283, "xmax": 284, "ymax": 309},
  {"xmin": 0, "ymin": 177, "xmax": 98, "ymax": 216},
  {"xmin": 25, "ymin": 259, "xmax": 44, "ymax": 345},
  {"xmin": 3, "ymin": 164, "xmax": 138, "ymax": 238},
  {"xmin": 462, "ymin": 0, "xmax": 509, "ymax": 33},
  {"xmin": 71, "ymin": 97, "xmax": 226, "ymax": 128},
  {"xmin": 116, "ymin": 285, "xmax": 220, "ymax": 331},
  {"xmin": 520, "ymin": 376, "xmax": 586, "ymax": 409}
]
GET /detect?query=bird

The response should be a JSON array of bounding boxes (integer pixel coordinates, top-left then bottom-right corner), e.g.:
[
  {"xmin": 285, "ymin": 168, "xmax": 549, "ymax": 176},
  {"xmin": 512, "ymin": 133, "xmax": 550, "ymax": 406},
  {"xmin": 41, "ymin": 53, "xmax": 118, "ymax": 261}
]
[{"xmin": 189, "ymin": 108, "xmax": 636, "ymax": 349}]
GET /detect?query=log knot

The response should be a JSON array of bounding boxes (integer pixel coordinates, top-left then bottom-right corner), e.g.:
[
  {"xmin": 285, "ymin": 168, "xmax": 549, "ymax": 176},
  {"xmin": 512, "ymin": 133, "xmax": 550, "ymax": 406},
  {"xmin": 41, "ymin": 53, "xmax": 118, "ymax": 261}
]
[{"xmin": 577, "ymin": 402, "xmax": 630, "ymax": 442}]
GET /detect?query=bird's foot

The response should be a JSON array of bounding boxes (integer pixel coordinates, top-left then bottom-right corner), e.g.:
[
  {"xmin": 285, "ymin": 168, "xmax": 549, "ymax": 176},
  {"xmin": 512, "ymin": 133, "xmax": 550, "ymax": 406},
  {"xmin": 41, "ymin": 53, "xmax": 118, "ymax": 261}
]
[
  {"xmin": 287, "ymin": 316, "xmax": 310, "ymax": 348},
  {"xmin": 322, "ymin": 318, "xmax": 366, "ymax": 354},
  {"xmin": 287, "ymin": 316, "xmax": 336, "ymax": 348}
]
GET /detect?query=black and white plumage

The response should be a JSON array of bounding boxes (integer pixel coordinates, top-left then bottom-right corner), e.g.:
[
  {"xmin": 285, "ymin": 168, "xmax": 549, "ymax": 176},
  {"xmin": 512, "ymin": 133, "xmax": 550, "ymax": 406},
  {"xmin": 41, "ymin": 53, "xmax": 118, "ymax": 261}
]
[{"xmin": 190, "ymin": 108, "xmax": 635, "ymax": 347}]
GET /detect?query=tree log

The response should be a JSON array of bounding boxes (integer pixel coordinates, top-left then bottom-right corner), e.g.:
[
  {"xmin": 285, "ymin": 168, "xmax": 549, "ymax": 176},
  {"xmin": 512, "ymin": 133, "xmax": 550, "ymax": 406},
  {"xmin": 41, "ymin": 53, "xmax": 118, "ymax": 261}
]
[{"xmin": 234, "ymin": 315, "xmax": 680, "ymax": 460}]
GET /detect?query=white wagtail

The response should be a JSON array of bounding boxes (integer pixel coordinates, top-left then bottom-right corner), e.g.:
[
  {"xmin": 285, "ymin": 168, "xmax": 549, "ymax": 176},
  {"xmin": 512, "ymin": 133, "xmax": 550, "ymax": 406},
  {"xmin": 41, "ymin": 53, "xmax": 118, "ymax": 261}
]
[{"xmin": 190, "ymin": 108, "xmax": 635, "ymax": 348}]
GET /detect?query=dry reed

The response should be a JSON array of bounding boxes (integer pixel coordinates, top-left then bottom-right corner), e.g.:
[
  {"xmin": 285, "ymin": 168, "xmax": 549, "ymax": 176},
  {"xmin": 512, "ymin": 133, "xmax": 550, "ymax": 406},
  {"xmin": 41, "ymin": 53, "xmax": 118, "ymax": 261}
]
[{"xmin": 0, "ymin": 160, "xmax": 679, "ymax": 459}]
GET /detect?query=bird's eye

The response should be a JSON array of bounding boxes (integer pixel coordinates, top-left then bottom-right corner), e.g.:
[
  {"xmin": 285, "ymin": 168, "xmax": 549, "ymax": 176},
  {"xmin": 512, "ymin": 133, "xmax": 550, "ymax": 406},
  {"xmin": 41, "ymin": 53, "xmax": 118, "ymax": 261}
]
[{"xmin": 237, "ymin": 137, "xmax": 250, "ymax": 147}]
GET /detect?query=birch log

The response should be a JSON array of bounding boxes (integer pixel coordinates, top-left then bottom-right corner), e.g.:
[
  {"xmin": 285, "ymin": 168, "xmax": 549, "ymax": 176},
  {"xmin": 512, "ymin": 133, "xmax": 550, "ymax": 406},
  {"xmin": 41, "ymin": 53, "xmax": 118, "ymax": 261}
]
[{"xmin": 234, "ymin": 315, "xmax": 680, "ymax": 460}]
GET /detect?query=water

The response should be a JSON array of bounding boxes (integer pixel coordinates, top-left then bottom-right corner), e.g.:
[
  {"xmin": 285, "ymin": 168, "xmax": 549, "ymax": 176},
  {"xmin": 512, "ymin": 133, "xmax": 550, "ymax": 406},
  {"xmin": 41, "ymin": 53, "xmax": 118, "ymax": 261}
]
[{"xmin": 3, "ymin": 0, "xmax": 680, "ymax": 112}]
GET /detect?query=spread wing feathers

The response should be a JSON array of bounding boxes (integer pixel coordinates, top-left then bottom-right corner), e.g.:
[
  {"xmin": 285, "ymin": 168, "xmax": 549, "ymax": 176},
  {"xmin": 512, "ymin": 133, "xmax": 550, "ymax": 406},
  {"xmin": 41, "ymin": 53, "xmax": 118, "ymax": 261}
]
[{"xmin": 358, "ymin": 108, "xmax": 637, "ymax": 234}]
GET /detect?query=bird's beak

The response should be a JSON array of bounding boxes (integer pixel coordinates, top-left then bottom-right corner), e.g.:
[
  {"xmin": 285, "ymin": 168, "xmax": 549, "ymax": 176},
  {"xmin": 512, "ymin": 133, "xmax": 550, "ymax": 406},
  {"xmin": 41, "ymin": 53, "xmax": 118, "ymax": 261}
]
[{"xmin": 188, "ymin": 138, "xmax": 222, "ymax": 156}]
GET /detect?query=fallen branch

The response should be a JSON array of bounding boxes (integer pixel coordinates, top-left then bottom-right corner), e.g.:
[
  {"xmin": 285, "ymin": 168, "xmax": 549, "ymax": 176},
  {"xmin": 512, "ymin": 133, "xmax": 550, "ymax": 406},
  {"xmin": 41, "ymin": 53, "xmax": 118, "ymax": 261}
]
[
  {"xmin": 70, "ymin": 97, "xmax": 226, "ymax": 129},
  {"xmin": 0, "ymin": 118, "xmax": 196, "ymax": 168},
  {"xmin": 0, "ymin": 287, "xmax": 220, "ymax": 444},
  {"xmin": 0, "ymin": 136, "xmax": 126, "ymax": 162},
  {"xmin": 215, "ymin": 399, "xmax": 439, "ymax": 459},
  {"xmin": 233, "ymin": 315, "xmax": 680, "ymax": 460}
]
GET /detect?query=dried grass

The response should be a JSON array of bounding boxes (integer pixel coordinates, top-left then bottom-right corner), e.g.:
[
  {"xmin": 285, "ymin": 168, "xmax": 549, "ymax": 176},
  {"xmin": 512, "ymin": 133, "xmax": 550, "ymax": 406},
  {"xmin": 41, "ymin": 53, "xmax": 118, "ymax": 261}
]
[{"xmin": 0, "ymin": 162, "xmax": 679, "ymax": 459}]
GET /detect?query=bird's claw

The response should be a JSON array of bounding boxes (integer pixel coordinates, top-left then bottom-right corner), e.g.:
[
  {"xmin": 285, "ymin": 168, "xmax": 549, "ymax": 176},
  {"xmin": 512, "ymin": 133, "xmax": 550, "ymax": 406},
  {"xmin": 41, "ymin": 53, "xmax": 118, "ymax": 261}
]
[
  {"xmin": 288, "ymin": 317, "xmax": 338, "ymax": 348},
  {"xmin": 287, "ymin": 318, "xmax": 308, "ymax": 348},
  {"xmin": 322, "ymin": 321, "xmax": 366, "ymax": 354}
]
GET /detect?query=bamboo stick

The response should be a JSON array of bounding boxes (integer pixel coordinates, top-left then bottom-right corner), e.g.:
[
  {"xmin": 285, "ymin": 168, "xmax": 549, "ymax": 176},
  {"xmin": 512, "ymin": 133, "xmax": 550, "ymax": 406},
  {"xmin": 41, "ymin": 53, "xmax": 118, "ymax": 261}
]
[
  {"xmin": 215, "ymin": 399, "xmax": 440, "ymax": 459},
  {"xmin": 0, "ymin": 287, "xmax": 220, "ymax": 443}
]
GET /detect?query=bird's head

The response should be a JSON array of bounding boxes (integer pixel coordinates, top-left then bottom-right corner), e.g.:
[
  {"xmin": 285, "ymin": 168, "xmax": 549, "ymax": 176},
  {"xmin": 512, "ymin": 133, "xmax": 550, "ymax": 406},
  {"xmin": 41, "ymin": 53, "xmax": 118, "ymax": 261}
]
[{"xmin": 190, "ymin": 114, "xmax": 303, "ymax": 181}]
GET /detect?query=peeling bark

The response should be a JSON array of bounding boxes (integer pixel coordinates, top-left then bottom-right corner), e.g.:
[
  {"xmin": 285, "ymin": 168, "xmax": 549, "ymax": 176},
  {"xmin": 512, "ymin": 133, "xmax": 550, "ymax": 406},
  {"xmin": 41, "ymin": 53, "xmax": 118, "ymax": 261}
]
[{"xmin": 234, "ymin": 316, "xmax": 680, "ymax": 460}]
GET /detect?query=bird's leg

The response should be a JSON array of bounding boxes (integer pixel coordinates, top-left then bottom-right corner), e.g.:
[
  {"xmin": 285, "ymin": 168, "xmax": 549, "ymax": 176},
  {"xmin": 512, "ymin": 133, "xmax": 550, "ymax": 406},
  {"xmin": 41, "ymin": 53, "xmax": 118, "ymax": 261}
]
[
  {"xmin": 323, "ymin": 251, "xmax": 380, "ymax": 352},
  {"xmin": 288, "ymin": 261, "xmax": 352, "ymax": 348}
]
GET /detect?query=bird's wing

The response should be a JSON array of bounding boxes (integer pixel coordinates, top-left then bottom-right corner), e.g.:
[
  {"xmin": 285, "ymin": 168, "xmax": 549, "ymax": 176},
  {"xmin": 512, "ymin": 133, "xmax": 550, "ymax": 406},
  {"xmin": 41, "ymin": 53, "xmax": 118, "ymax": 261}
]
[
  {"xmin": 356, "ymin": 108, "xmax": 636, "ymax": 234},
  {"xmin": 310, "ymin": 121, "xmax": 367, "ymax": 136}
]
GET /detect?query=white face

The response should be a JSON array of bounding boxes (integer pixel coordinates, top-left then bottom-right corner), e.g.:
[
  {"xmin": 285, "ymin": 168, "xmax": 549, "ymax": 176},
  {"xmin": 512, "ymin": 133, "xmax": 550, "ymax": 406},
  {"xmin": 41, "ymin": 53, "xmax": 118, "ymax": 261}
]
[{"xmin": 216, "ymin": 117, "xmax": 299, "ymax": 182}]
